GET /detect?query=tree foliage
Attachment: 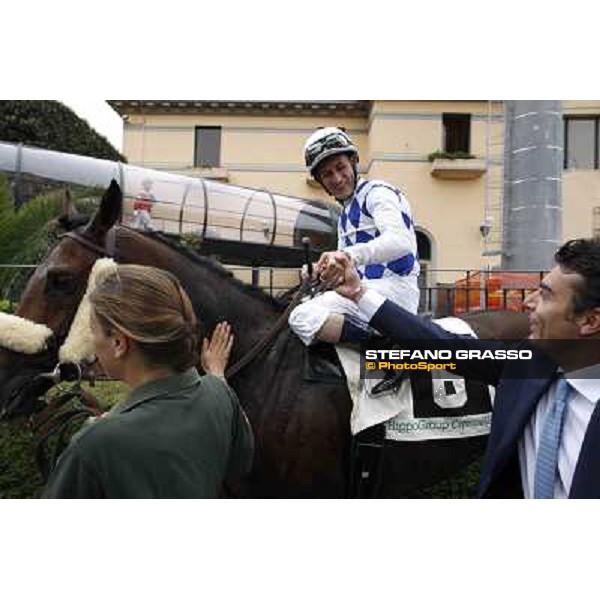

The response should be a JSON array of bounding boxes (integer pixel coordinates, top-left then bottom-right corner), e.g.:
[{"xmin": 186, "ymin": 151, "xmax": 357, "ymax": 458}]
[
  {"xmin": 0, "ymin": 100, "xmax": 125, "ymax": 162},
  {"xmin": 0, "ymin": 175, "xmax": 95, "ymax": 301}
]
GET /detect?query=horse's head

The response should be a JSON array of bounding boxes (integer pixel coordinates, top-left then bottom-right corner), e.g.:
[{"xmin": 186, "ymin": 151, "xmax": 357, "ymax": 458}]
[{"xmin": 0, "ymin": 180, "xmax": 122, "ymax": 417}]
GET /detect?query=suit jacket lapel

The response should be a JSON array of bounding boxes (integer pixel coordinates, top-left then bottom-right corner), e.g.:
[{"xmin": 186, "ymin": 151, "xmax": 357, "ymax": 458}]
[
  {"xmin": 481, "ymin": 355, "xmax": 557, "ymax": 487},
  {"xmin": 489, "ymin": 378, "xmax": 552, "ymax": 471},
  {"xmin": 569, "ymin": 401, "xmax": 600, "ymax": 498}
]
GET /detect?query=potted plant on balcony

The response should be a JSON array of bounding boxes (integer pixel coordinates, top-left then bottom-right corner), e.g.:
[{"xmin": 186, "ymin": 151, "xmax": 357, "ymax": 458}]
[
  {"xmin": 427, "ymin": 150, "xmax": 476, "ymax": 161},
  {"xmin": 428, "ymin": 150, "xmax": 485, "ymax": 180}
]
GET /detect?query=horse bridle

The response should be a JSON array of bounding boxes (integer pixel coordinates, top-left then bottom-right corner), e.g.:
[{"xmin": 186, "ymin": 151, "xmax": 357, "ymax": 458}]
[
  {"xmin": 59, "ymin": 225, "xmax": 312, "ymax": 380},
  {"xmin": 24, "ymin": 227, "xmax": 123, "ymax": 390},
  {"xmin": 39, "ymin": 227, "xmax": 120, "ymax": 356},
  {"xmin": 59, "ymin": 227, "xmax": 119, "ymax": 259}
]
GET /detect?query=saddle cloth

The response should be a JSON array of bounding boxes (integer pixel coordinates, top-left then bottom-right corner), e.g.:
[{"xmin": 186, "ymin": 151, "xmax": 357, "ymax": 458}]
[{"xmin": 335, "ymin": 316, "xmax": 494, "ymax": 440}]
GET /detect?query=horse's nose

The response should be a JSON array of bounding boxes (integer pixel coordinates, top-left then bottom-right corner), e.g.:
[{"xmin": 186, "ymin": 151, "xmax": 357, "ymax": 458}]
[
  {"xmin": 0, "ymin": 354, "xmax": 12, "ymax": 387},
  {"xmin": 0, "ymin": 347, "xmax": 10, "ymax": 368},
  {"xmin": 0, "ymin": 352, "xmax": 38, "ymax": 416},
  {"xmin": 0, "ymin": 364, "xmax": 14, "ymax": 413}
]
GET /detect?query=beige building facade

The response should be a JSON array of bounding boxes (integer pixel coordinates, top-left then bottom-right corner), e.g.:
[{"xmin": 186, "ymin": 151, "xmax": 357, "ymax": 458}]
[{"xmin": 109, "ymin": 100, "xmax": 600, "ymax": 289}]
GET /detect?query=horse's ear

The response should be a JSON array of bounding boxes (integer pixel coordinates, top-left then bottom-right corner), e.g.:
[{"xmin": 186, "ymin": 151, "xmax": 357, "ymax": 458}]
[
  {"xmin": 62, "ymin": 187, "xmax": 78, "ymax": 219},
  {"xmin": 84, "ymin": 179, "xmax": 122, "ymax": 239},
  {"xmin": 57, "ymin": 186, "xmax": 89, "ymax": 231}
]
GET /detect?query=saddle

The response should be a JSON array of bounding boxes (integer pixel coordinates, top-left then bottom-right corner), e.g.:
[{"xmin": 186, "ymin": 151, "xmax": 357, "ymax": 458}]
[
  {"xmin": 303, "ymin": 342, "xmax": 346, "ymax": 383},
  {"xmin": 302, "ymin": 336, "xmax": 407, "ymax": 499},
  {"xmin": 303, "ymin": 318, "xmax": 404, "ymax": 391}
]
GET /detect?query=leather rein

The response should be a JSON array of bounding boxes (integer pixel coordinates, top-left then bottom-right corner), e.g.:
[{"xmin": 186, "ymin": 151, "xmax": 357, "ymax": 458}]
[{"xmin": 225, "ymin": 278, "xmax": 312, "ymax": 379}]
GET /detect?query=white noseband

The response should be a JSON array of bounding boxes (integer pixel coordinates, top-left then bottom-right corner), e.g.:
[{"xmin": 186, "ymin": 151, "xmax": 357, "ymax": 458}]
[{"xmin": 0, "ymin": 258, "xmax": 118, "ymax": 363}]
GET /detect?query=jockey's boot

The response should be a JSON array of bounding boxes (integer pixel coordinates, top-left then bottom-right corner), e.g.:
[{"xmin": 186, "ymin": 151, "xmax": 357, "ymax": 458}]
[
  {"xmin": 303, "ymin": 315, "xmax": 380, "ymax": 384},
  {"xmin": 339, "ymin": 315, "xmax": 405, "ymax": 396},
  {"xmin": 339, "ymin": 315, "xmax": 380, "ymax": 343}
]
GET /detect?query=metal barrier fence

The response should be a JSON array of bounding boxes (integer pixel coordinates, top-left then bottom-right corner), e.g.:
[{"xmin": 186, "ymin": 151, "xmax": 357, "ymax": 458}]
[
  {"xmin": 0, "ymin": 264, "xmax": 38, "ymax": 311},
  {"xmin": 0, "ymin": 265, "xmax": 545, "ymax": 317},
  {"xmin": 416, "ymin": 268, "xmax": 545, "ymax": 317}
]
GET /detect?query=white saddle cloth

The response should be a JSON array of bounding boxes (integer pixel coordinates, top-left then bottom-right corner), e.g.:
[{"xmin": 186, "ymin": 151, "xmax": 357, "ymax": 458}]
[{"xmin": 335, "ymin": 317, "xmax": 494, "ymax": 440}]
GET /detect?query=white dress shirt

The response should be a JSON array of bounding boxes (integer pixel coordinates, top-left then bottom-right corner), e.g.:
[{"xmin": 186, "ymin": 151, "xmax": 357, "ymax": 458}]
[
  {"xmin": 357, "ymin": 288, "xmax": 387, "ymax": 321},
  {"xmin": 519, "ymin": 365, "xmax": 600, "ymax": 499}
]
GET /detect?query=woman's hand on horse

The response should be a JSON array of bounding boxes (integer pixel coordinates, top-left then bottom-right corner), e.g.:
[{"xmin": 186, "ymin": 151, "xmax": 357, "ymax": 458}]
[{"xmin": 201, "ymin": 322, "xmax": 234, "ymax": 378}]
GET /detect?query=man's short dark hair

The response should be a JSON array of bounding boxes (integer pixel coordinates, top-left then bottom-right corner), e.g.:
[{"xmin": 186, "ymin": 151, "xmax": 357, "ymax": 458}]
[{"xmin": 554, "ymin": 238, "xmax": 600, "ymax": 314}]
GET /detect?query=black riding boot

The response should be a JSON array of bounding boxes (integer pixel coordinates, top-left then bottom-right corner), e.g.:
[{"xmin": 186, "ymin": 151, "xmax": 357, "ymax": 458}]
[
  {"xmin": 339, "ymin": 315, "xmax": 380, "ymax": 343},
  {"xmin": 339, "ymin": 315, "xmax": 405, "ymax": 396}
]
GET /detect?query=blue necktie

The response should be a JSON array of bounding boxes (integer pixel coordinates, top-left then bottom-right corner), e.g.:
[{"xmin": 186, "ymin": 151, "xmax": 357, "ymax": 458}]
[{"xmin": 533, "ymin": 377, "xmax": 571, "ymax": 499}]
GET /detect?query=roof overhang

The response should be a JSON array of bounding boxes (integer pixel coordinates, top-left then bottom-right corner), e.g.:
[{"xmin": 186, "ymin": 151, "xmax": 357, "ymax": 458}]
[{"xmin": 108, "ymin": 100, "xmax": 370, "ymax": 117}]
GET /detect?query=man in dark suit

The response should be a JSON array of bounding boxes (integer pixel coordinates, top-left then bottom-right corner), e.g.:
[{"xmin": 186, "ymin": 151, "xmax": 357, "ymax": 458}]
[{"xmin": 318, "ymin": 239, "xmax": 600, "ymax": 498}]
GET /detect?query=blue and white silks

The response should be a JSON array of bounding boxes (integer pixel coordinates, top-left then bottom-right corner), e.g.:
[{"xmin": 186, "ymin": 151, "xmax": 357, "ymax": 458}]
[{"xmin": 289, "ymin": 178, "xmax": 420, "ymax": 346}]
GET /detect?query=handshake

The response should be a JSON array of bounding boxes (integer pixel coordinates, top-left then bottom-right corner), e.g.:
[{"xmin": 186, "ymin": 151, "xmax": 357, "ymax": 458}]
[{"xmin": 306, "ymin": 251, "xmax": 365, "ymax": 302}]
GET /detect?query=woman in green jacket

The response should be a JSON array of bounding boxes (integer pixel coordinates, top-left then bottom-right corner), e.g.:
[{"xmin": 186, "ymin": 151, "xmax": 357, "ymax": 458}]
[{"xmin": 43, "ymin": 264, "xmax": 254, "ymax": 498}]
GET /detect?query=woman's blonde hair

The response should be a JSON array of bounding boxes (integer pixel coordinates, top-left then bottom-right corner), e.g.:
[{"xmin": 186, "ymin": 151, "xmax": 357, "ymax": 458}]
[{"xmin": 89, "ymin": 264, "xmax": 198, "ymax": 372}]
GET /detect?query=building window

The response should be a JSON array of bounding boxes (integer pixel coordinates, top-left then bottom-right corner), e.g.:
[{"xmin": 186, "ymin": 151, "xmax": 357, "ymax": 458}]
[
  {"xmin": 443, "ymin": 113, "xmax": 471, "ymax": 154},
  {"xmin": 416, "ymin": 231, "xmax": 432, "ymax": 314},
  {"xmin": 594, "ymin": 207, "xmax": 600, "ymax": 237},
  {"xmin": 194, "ymin": 126, "xmax": 221, "ymax": 167},
  {"xmin": 564, "ymin": 117, "xmax": 599, "ymax": 169}
]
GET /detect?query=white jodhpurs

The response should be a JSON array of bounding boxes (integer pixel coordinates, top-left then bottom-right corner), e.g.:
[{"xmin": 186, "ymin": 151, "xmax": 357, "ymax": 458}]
[
  {"xmin": 288, "ymin": 275, "xmax": 420, "ymax": 346},
  {"xmin": 132, "ymin": 209, "xmax": 153, "ymax": 231}
]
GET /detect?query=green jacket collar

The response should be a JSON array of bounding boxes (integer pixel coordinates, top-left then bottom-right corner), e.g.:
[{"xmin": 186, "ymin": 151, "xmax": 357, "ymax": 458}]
[{"xmin": 109, "ymin": 368, "xmax": 201, "ymax": 415}]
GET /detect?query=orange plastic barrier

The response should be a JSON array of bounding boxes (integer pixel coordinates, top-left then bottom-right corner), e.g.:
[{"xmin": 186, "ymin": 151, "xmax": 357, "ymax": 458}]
[{"xmin": 453, "ymin": 272, "xmax": 543, "ymax": 314}]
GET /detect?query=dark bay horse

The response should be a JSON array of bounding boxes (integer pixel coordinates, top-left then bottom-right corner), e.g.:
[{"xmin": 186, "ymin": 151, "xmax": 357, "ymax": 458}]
[{"xmin": 0, "ymin": 181, "xmax": 530, "ymax": 497}]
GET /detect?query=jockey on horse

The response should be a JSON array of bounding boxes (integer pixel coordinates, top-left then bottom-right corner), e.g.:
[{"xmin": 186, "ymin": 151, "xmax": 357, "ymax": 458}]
[{"xmin": 288, "ymin": 127, "xmax": 420, "ymax": 351}]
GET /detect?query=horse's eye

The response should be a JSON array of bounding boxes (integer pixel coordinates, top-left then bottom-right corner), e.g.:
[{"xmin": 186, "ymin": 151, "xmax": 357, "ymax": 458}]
[{"xmin": 46, "ymin": 271, "xmax": 80, "ymax": 296}]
